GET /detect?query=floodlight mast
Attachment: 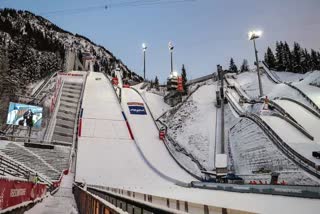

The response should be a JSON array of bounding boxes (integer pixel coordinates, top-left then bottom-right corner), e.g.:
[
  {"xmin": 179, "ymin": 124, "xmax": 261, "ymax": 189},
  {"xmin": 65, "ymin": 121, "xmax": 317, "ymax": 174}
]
[
  {"xmin": 142, "ymin": 43, "xmax": 147, "ymax": 80},
  {"xmin": 168, "ymin": 41, "xmax": 174, "ymax": 75},
  {"xmin": 249, "ymin": 30, "xmax": 263, "ymax": 97}
]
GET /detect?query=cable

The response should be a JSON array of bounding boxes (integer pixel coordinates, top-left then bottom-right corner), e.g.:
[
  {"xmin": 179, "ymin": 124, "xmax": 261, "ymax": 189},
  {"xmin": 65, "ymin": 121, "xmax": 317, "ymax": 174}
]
[{"xmin": 39, "ymin": 0, "xmax": 196, "ymax": 16}]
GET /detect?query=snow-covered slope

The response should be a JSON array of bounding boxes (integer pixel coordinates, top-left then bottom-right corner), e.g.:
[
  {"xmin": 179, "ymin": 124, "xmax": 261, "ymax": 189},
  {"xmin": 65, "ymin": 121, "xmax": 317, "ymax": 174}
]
[
  {"xmin": 161, "ymin": 81, "xmax": 217, "ymax": 170},
  {"xmin": 121, "ymin": 87, "xmax": 196, "ymax": 183},
  {"xmin": 228, "ymin": 113, "xmax": 319, "ymax": 185},
  {"xmin": 274, "ymin": 99, "xmax": 320, "ymax": 143}
]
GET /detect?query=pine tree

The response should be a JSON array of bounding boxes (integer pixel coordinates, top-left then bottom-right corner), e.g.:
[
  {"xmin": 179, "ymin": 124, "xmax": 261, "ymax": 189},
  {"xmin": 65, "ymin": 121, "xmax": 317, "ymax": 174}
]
[
  {"xmin": 292, "ymin": 42, "xmax": 303, "ymax": 73},
  {"xmin": 154, "ymin": 76, "xmax": 159, "ymax": 90},
  {"xmin": 240, "ymin": 59, "xmax": 249, "ymax": 73},
  {"xmin": 283, "ymin": 42, "xmax": 293, "ymax": 71},
  {"xmin": 301, "ymin": 49, "xmax": 311, "ymax": 73},
  {"xmin": 264, "ymin": 47, "xmax": 276, "ymax": 70},
  {"xmin": 275, "ymin": 41, "xmax": 285, "ymax": 71},
  {"xmin": 311, "ymin": 49, "xmax": 320, "ymax": 70},
  {"xmin": 229, "ymin": 58, "xmax": 238, "ymax": 73},
  {"xmin": 181, "ymin": 64, "xmax": 188, "ymax": 94}
]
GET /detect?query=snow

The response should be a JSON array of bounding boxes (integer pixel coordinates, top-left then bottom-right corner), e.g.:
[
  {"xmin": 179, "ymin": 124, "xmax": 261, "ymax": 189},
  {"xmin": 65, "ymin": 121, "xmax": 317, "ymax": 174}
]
[
  {"xmin": 121, "ymin": 87, "xmax": 196, "ymax": 183},
  {"xmin": 237, "ymin": 71, "xmax": 277, "ymax": 99},
  {"xmin": 130, "ymin": 82, "xmax": 170, "ymax": 119},
  {"xmin": 161, "ymin": 83, "xmax": 217, "ymax": 170},
  {"xmin": 274, "ymin": 99, "xmax": 320, "ymax": 143},
  {"xmin": 227, "ymin": 108, "xmax": 319, "ymax": 185},
  {"xmin": 261, "ymin": 115, "xmax": 320, "ymax": 165},
  {"xmin": 215, "ymin": 154, "xmax": 227, "ymax": 168},
  {"xmin": 26, "ymin": 172, "xmax": 78, "ymax": 214},
  {"xmin": 274, "ymin": 71, "xmax": 305, "ymax": 83},
  {"xmin": 73, "ymin": 72, "xmax": 320, "ymax": 214},
  {"xmin": 294, "ymin": 84, "xmax": 320, "ymax": 107},
  {"xmin": 139, "ymin": 90, "xmax": 170, "ymax": 119}
]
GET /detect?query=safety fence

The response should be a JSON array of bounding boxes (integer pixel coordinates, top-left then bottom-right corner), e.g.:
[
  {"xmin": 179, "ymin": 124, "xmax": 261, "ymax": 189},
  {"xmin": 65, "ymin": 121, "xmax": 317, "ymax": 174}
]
[
  {"xmin": 0, "ymin": 154, "xmax": 52, "ymax": 185},
  {"xmin": 31, "ymin": 71, "xmax": 60, "ymax": 103},
  {"xmin": 260, "ymin": 62, "xmax": 282, "ymax": 84},
  {"xmin": 262, "ymin": 61, "xmax": 320, "ymax": 114},
  {"xmin": 245, "ymin": 113, "xmax": 320, "ymax": 178},
  {"xmin": 226, "ymin": 93, "xmax": 320, "ymax": 180},
  {"xmin": 0, "ymin": 177, "xmax": 47, "ymax": 213},
  {"xmin": 284, "ymin": 83, "xmax": 320, "ymax": 114},
  {"xmin": 279, "ymin": 97, "xmax": 320, "ymax": 119},
  {"xmin": 130, "ymin": 87, "xmax": 205, "ymax": 181},
  {"xmin": 186, "ymin": 73, "xmax": 217, "ymax": 86},
  {"xmin": 73, "ymin": 184, "xmax": 124, "ymax": 214},
  {"xmin": 87, "ymin": 185, "xmax": 254, "ymax": 214},
  {"xmin": 191, "ymin": 181, "xmax": 320, "ymax": 199}
]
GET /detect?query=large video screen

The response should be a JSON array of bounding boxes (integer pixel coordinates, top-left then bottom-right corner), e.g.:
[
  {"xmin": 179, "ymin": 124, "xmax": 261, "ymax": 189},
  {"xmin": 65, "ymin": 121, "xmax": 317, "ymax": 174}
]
[{"xmin": 6, "ymin": 102, "xmax": 43, "ymax": 128}]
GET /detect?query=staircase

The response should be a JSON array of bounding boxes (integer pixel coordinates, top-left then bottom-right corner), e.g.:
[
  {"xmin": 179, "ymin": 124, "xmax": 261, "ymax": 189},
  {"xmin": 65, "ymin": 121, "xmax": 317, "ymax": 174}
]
[{"xmin": 52, "ymin": 82, "xmax": 82, "ymax": 144}]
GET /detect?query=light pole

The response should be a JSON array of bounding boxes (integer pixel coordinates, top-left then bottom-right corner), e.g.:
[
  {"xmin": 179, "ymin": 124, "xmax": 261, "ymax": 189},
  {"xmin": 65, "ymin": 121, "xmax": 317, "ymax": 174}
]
[
  {"xmin": 249, "ymin": 30, "xmax": 263, "ymax": 97},
  {"xmin": 142, "ymin": 43, "xmax": 147, "ymax": 80},
  {"xmin": 168, "ymin": 41, "xmax": 174, "ymax": 75}
]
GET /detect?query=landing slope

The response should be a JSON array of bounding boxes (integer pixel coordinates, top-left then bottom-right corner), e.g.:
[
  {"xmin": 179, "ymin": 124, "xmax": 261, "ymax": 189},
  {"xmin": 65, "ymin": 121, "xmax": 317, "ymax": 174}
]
[{"xmin": 121, "ymin": 87, "xmax": 196, "ymax": 183}]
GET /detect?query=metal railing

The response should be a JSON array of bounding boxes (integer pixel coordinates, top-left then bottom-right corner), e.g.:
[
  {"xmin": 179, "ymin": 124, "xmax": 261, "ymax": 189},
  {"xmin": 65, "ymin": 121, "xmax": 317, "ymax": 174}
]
[
  {"xmin": 131, "ymin": 87, "xmax": 205, "ymax": 181},
  {"xmin": 226, "ymin": 93, "xmax": 320, "ymax": 179},
  {"xmin": 73, "ymin": 184, "xmax": 123, "ymax": 214},
  {"xmin": 284, "ymin": 83, "xmax": 320, "ymax": 114},
  {"xmin": 279, "ymin": 97, "xmax": 320, "ymax": 119},
  {"xmin": 260, "ymin": 61, "xmax": 282, "ymax": 84},
  {"xmin": 87, "ymin": 184, "xmax": 254, "ymax": 214},
  {"xmin": 0, "ymin": 154, "xmax": 52, "ymax": 185}
]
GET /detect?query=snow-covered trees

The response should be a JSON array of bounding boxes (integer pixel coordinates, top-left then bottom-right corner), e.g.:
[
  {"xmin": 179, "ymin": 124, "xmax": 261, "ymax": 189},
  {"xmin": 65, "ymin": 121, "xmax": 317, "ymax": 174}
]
[
  {"xmin": 265, "ymin": 41, "xmax": 320, "ymax": 73},
  {"xmin": 264, "ymin": 47, "xmax": 277, "ymax": 70},
  {"xmin": 229, "ymin": 58, "xmax": 238, "ymax": 73},
  {"xmin": 240, "ymin": 59, "xmax": 249, "ymax": 73}
]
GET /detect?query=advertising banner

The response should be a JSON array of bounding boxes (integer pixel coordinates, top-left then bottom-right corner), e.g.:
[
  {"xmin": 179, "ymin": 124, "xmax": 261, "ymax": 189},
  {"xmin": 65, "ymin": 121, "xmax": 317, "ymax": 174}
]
[
  {"xmin": 6, "ymin": 102, "xmax": 43, "ymax": 128},
  {"xmin": 127, "ymin": 102, "xmax": 147, "ymax": 115},
  {"xmin": 0, "ymin": 178, "xmax": 47, "ymax": 211}
]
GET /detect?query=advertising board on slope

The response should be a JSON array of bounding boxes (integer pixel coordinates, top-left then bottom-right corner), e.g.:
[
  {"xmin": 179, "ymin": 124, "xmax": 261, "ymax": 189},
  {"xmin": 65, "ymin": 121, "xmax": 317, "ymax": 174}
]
[
  {"xmin": 6, "ymin": 102, "xmax": 43, "ymax": 129},
  {"xmin": 127, "ymin": 102, "xmax": 147, "ymax": 115}
]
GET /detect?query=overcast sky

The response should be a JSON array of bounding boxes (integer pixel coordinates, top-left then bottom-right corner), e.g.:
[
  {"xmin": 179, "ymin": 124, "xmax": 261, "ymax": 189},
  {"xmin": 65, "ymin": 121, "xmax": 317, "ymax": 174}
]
[{"xmin": 1, "ymin": 0, "xmax": 320, "ymax": 82}]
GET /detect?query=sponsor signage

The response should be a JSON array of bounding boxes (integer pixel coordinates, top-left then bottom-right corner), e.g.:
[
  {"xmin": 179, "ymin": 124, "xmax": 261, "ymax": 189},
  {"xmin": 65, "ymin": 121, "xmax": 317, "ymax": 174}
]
[
  {"xmin": 6, "ymin": 102, "xmax": 43, "ymax": 128},
  {"xmin": 0, "ymin": 178, "xmax": 47, "ymax": 211},
  {"xmin": 127, "ymin": 102, "xmax": 147, "ymax": 115}
]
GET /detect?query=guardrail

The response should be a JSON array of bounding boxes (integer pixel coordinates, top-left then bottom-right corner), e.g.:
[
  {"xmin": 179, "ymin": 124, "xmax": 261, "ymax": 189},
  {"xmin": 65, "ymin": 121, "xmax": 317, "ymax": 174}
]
[
  {"xmin": 191, "ymin": 181, "xmax": 320, "ymax": 199},
  {"xmin": 260, "ymin": 61, "xmax": 282, "ymax": 84},
  {"xmin": 245, "ymin": 113, "xmax": 320, "ymax": 179},
  {"xmin": 131, "ymin": 87, "xmax": 205, "ymax": 181},
  {"xmin": 101, "ymin": 74, "xmax": 193, "ymax": 186},
  {"xmin": 186, "ymin": 73, "xmax": 217, "ymax": 86},
  {"xmin": 262, "ymin": 61, "xmax": 320, "ymax": 115},
  {"xmin": 87, "ymin": 184, "xmax": 254, "ymax": 214},
  {"xmin": 270, "ymin": 112, "xmax": 314, "ymax": 141},
  {"xmin": 284, "ymin": 83, "xmax": 320, "ymax": 114},
  {"xmin": 225, "ymin": 93, "xmax": 320, "ymax": 180},
  {"xmin": 0, "ymin": 154, "xmax": 52, "ymax": 185},
  {"xmin": 73, "ymin": 184, "xmax": 124, "ymax": 214},
  {"xmin": 278, "ymin": 97, "xmax": 320, "ymax": 119},
  {"xmin": 156, "ymin": 119, "xmax": 206, "ymax": 179}
]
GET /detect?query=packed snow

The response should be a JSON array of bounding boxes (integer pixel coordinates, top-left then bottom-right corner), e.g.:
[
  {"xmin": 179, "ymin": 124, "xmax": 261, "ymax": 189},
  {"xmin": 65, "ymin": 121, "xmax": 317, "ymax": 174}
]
[
  {"xmin": 274, "ymin": 99, "xmax": 320, "ymax": 143},
  {"xmin": 161, "ymin": 82, "xmax": 217, "ymax": 170},
  {"xmin": 26, "ymin": 172, "xmax": 78, "ymax": 214},
  {"xmin": 121, "ymin": 87, "xmax": 196, "ymax": 183}
]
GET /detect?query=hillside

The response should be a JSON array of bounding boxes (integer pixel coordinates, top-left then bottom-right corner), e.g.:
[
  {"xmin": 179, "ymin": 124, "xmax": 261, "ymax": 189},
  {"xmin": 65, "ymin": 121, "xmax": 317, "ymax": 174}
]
[{"xmin": 0, "ymin": 8, "xmax": 142, "ymax": 127}]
